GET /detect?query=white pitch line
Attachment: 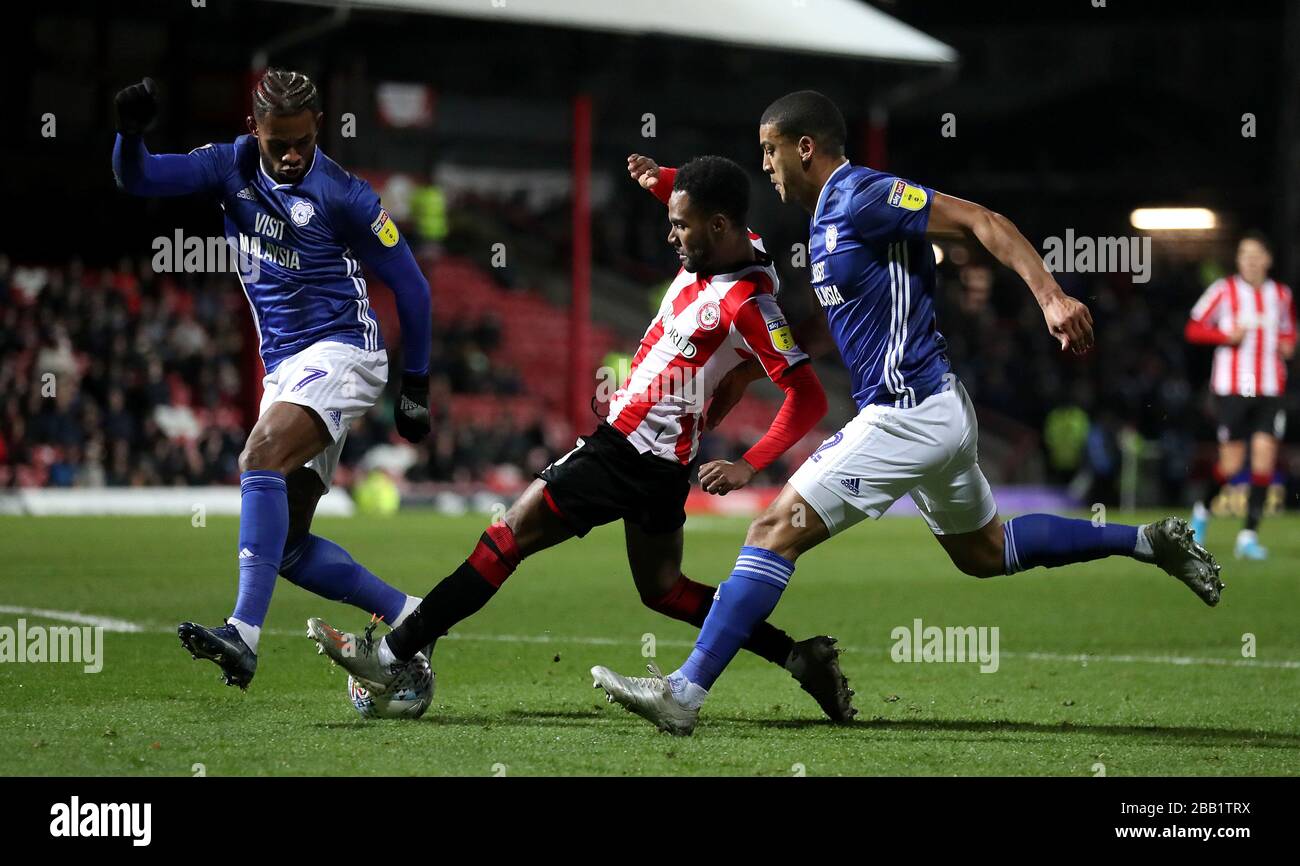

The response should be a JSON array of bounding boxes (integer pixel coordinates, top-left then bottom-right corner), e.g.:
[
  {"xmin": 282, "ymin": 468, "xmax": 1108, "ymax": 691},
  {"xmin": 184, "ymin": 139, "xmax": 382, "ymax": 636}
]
[
  {"xmin": 0, "ymin": 605, "xmax": 145, "ymax": 633},
  {"xmin": 1, "ymin": 607, "xmax": 1296, "ymax": 670}
]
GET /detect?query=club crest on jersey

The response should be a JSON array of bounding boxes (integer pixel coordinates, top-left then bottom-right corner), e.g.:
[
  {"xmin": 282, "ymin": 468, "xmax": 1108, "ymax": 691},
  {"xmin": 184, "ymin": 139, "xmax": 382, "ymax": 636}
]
[
  {"xmin": 696, "ymin": 301, "xmax": 721, "ymax": 331},
  {"xmin": 290, "ymin": 200, "xmax": 315, "ymax": 227},
  {"xmin": 767, "ymin": 317, "xmax": 795, "ymax": 351},
  {"xmin": 370, "ymin": 209, "xmax": 400, "ymax": 248},
  {"xmin": 888, "ymin": 179, "xmax": 928, "ymax": 212},
  {"xmin": 825, "ymin": 224, "xmax": 838, "ymax": 252}
]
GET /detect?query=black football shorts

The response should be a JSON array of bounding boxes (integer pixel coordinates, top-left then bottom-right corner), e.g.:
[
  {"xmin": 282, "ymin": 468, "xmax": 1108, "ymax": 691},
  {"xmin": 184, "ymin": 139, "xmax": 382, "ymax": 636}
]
[{"xmin": 536, "ymin": 423, "xmax": 691, "ymax": 537}]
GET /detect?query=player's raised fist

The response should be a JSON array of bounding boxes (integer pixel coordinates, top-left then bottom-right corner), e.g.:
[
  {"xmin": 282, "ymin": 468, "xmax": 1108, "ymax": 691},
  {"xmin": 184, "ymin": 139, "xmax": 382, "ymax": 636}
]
[
  {"xmin": 394, "ymin": 373, "xmax": 432, "ymax": 442},
  {"xmin": 627, "ymin": 153, "xmax": 661, "ymax": 190},
  {"xmin": 114, "ymin": 77, "xmax": 159, "ymax": 136}
]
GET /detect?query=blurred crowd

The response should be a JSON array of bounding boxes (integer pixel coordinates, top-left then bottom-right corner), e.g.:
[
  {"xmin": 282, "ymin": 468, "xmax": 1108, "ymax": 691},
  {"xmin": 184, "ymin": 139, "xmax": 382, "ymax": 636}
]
[
  {"xmin": 3, "ymin": 235, "xmax": 1290, "ymax": 504},
  {"xmin": 0, "ymin": 254, "xmax": 548, "ymax": 490}
]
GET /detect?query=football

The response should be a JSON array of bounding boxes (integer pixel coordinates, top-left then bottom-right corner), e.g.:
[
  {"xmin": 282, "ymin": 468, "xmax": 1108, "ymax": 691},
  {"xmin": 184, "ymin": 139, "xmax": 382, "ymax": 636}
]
[{"xmin": 347, "ymin": 654, "xmax": 435, "ymax": 720}]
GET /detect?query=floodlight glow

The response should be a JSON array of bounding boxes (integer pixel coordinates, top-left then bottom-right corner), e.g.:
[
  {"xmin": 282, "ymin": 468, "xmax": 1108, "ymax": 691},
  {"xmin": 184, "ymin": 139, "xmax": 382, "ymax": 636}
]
[{"xmin": 1129, "ymin": 208, "xmax": 1217, "ymax": 231}]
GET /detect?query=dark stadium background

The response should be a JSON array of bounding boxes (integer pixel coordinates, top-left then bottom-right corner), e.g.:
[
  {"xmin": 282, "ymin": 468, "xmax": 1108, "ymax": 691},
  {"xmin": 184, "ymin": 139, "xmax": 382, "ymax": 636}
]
[{"xmin": 2, "ymin": 0, "xmax": 1295, "ymax": 514}]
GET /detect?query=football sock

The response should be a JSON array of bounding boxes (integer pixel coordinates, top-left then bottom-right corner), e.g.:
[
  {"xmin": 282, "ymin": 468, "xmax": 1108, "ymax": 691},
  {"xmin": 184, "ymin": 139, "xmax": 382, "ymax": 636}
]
[
  {"xmin": 1244, "ymin": 476, "xmax": 1269, "ymax": 532},
  {"xmin": 231, "ymin": 470, "xmax": 288, "ymax": 630},
  {"xmin": 1197, "ymin": 467, "xmax": 1226, "ymax": 511},
  {"xmin": 279, "ymin": 534, "xmax": 408, "ymax": 625},
  {"xmin": 645, "ymin": 574, "xmax": 796, "ymax": 666},
  {"xmin": 227, "ymin": 617, "xmax": 260, "ymax": 653},
  {"xmin": 393, "ymin": 595, "xmax": 421, "ymax": 628},
  {"xmin": 386, "ymin": 522, "xmax": 521, "ymax": 662},
  {"xmin": 1002, "ymin": 514, "xmax": 1142, "ymax": 574},
  {"xmin": 673, "ymin": 546, "xmax": 793, "ymax": 692}
]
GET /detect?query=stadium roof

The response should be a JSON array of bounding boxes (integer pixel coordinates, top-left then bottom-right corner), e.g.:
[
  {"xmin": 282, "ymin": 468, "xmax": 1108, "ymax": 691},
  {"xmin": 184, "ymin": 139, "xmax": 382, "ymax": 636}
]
[{"xmin": 276, "ymin": 0, "xmax": 957, "ymax": 65}]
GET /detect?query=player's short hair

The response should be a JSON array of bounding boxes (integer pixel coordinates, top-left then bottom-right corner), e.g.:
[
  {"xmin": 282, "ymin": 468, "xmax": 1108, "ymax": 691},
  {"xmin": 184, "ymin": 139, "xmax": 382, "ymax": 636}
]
[
  {"xmin": 253, "ymin": 68, "xmax": 321, "ymax": 119},
  {"xmin": 674, "ymin": 156, "xmax": 750, "ymax": 226},
  {"xmin": 761, "ymin": 90, "xmax": 847, "ymax": 156},
  {"xmin": 1238, "ymin": 230, "xmax": 1273, "ymax": 255}
]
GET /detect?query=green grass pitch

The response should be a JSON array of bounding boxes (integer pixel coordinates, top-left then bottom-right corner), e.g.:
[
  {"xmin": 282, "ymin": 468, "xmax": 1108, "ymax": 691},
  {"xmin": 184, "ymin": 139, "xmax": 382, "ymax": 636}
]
[{"xmin": 1, "ymin": 511, "xmax": 1297, "ymax": 776}]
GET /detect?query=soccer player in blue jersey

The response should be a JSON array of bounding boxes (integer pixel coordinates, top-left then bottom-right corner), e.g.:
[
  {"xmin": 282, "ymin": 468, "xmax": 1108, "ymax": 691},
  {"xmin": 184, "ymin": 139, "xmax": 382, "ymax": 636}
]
[
  {"xmin": 112, "ymin": 72, "xmax": 433, "ymax": 689},
  {"xmin": 591, "ymin": 90, "xmax": 1226, "ymax": 734}
]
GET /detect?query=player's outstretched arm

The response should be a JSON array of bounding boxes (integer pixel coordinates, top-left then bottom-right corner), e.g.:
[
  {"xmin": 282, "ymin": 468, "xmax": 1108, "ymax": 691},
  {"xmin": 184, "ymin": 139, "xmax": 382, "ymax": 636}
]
[
  {"xmin": 111, "ymin": 78, "xmax": 224, "ymax": 197},
  {"xmin": 928, "ymin": 192, "xmax": 1094, "ymax": 354}
]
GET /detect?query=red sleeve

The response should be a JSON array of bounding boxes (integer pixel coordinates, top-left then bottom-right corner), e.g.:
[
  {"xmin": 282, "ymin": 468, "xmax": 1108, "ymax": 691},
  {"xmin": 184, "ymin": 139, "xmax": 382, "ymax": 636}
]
[
  {"xmin": 1186, "ymin": 280, "xmax": 1229, "ymax": 344},
  {"xmin": 1185, "ymin": 319, "xmax": 1232, "ymax": 345},
  {"xmin": 1281, "ymin": 285, "xmax": 1296, "ymax": 344},
  {"xmin": 648, "ymin": 167, "xmax": 676, "ymax": 205},
  {"xmin": 742, "ymin": 363, "xmax": 827, "ymax": 472}
]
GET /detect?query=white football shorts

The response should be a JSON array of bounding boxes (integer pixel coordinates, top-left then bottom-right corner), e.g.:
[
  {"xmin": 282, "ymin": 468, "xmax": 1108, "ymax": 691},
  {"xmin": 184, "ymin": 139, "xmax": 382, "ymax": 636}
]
[
  {"xmin": 257, "ymin": 340, "xmax": 389, "ymax": 490},
  {"xmin": 788, "ymin": 374, "xmax": 998, "ymax": 536}
]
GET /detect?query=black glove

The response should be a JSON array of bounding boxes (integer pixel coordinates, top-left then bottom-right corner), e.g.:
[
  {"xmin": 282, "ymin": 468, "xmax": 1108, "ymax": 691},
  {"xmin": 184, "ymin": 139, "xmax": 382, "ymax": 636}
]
[
  {"xmin": 114, "ymin": 77, "xmax": 159, "ymax": 136},
  {"xmin": 394, "ymin": 373, "xmax": 431, "ymax": 442}
]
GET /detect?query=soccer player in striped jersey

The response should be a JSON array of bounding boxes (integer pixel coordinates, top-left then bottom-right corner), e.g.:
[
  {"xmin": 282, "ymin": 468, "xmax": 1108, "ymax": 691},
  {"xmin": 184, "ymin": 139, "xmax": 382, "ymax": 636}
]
[
  {"xmin": 112, "ymin": 72, "xmax": 434, "ymax": 689},
  {"xmin": 591, "ymin": 90, "xmax": 1225, "ymax": 735},
  {"xmin": 1185, "ymin": 233, "xmax": 1296, "ymax": 559},
  {"xmin": 308, "ymin": 155, "xmax": 859, "ymax": 722}
]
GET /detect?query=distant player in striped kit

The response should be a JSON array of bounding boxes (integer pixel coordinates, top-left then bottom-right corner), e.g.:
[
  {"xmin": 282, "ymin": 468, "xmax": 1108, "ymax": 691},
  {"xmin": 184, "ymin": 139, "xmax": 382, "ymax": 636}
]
[
  {"xmin": 112, "ymin": 71, "xmax": 434, "ymax": 689},
  {"xmin": 309, "ymin": 155, "xmax": 859, "ymax": 722},
  {"xmin": 1185, "ymin": 233, "xmax": 1296, "ymax": 559},
  {"xmin": 590, "ymin": 91, "xmax": 1225, "ymax": 736}
]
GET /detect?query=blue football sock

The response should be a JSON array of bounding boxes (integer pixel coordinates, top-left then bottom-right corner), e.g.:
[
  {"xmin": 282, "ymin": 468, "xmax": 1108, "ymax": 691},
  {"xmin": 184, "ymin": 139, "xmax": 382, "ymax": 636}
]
[
  {"xmin": 231, "ymin": 470, "xmax": 289, "ymax": 628},
  {"xmin": 1002, "ymin": 514, "xmax": 1140, "ymax": 574},
  {"xmin": 676, "ymin": 546, "xmax": 793, "ymax": 691},
  {"xmin": 279, "ymin": 534, "xmax": 407, "ymax": 624}
]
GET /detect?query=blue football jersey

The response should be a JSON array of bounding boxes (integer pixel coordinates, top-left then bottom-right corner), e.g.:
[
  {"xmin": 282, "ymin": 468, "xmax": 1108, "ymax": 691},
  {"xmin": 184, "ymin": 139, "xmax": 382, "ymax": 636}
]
[
  {"xmin": 183, "ymin": 135, "xmax": 403, "ymax": 372},
  {"xmin": 809, "ymin": 162, "xmax": 951, "ymax": 409}
]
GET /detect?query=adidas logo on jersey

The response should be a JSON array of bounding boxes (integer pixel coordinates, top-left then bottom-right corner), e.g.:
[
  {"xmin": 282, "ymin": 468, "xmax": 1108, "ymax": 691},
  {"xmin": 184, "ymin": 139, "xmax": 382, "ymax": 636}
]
[
  {"xmin": 236, "ymin": 186, "xmax": 257, "ymax": 201},
  {"xmin": 839, "ymin": 477, "xmax": 861, "ymax": 496},
  {"xmin": 238, "ymin": 547, "xmax": 255, "ymax": 559}
]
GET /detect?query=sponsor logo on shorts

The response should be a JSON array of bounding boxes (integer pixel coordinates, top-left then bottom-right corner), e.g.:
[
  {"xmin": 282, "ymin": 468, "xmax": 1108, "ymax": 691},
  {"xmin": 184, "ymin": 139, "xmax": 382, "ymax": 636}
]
[
  {"xmin": 328, "ymin": 410, "xmax": 342, "ymax": 429},
  {"xmin": 839, "ymin": 477, "xmax": 860, "ymax": 495}
]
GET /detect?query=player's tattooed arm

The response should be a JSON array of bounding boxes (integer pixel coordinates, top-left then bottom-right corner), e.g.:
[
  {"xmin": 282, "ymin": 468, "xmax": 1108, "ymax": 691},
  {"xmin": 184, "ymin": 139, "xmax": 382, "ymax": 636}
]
[{"xmin": 927, "ymin": 192, "xmax": 1095, "ymax": 355}]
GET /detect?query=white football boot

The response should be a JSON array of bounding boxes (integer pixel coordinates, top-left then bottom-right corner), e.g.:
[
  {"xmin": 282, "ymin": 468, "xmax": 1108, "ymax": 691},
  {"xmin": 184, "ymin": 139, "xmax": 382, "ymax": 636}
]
[{"xmin": 591, "ymin": 663, "xmax": 700, "ymax": 736}]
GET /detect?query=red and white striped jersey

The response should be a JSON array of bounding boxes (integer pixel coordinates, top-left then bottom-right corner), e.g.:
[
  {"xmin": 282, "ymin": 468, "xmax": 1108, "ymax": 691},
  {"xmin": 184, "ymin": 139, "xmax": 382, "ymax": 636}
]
[
  {"xmin": 1187, "ymin": 275, "xmax": 1296, "ymax": 397},
  {"xmin": 608, "ymin": 240, "xmax": 808, "ymax": 464}
]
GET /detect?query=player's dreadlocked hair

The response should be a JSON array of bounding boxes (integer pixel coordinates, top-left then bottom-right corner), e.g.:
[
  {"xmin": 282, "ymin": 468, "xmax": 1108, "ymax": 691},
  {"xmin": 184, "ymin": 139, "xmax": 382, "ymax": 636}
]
[
  {"xmin": 674, "ymin": 156, "xmax": 750, "ymax": 226},
  {"xmin": 252, "ymin": 68, "xmax": 321, "ymax": 119},
  {"xmin": 761, "ymin": 90, "xmax": 847, "ymax": 156}
]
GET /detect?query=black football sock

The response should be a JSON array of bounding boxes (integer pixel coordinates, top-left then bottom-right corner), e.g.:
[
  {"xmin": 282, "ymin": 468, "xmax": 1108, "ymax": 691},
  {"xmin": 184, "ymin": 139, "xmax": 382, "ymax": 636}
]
[
  {"xmin": 386, "ymin": 526, "xmax": 521, "ymax": 662},
  {"xmin": 645, "ymin": 575, "xmax": 795, "ymax": 667},
  {"xmin": 1245, "ymin": 482, "xmax": 1268, "ymax": 532}
]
